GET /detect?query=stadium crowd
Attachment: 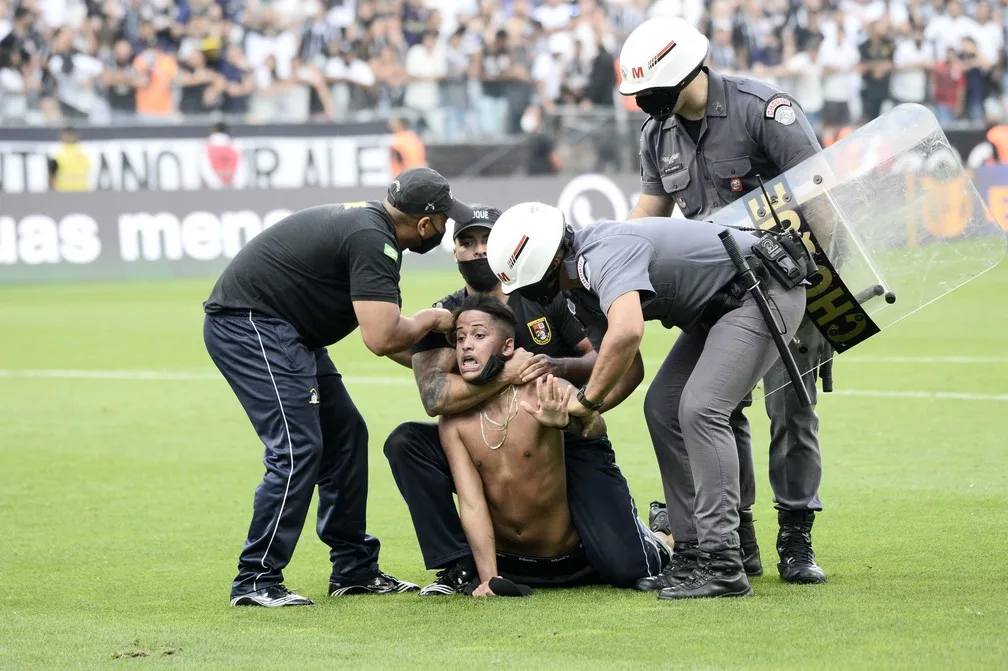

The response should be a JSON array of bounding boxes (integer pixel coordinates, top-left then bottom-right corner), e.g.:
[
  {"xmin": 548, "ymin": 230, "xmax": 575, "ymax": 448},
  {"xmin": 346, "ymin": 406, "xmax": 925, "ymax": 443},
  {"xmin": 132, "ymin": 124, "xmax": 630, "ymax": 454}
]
[{"xmin": 1, "ymin": 0, "xmax": 1008, "ymax": 136}]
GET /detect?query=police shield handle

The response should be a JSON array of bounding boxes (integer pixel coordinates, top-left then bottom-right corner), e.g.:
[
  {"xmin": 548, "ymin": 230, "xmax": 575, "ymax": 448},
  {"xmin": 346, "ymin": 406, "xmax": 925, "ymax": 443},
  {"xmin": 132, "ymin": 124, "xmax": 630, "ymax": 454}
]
[{"xmin": 718, "ymin": 229, "xmax": 812, "ymax": 408}]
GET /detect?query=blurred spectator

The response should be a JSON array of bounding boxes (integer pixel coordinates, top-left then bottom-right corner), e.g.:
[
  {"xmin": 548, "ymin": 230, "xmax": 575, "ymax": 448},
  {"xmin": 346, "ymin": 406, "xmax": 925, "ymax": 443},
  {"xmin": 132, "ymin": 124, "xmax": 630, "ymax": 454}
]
[
  {"xmin": 0, "ymin": 43, "xmax": 34, "ymax": 123},
  {"xmin": 371, "ymin": 43, "xmax": 409, "ymax": 116},
  {"xmin": 858, "ymin": 17, "xmax": 895, "ymax": 122},
  {"xmin": 522, "ymin": 104, "xmax": 562, "ymax": 174},
  {"xmin": 780, "ymin": 32, "xmax": 824, "ymax": 128},
  {"xmin": 133, "ymin": 22, "xmax": 178, "ymax": 119},
  {"xmin": 891, "ymin": 27, "xmax": 934, "ymax": 108},
  {"xmin": 932, "ymin": 48, "xmax": 965, "ymax": 125},
  {"xmin": 404, "ymin": 29, "xmax": 446, "ymax": 134},
  {"xmin": 442, "ymin": 27, "xmax": 474, "ymax": 140},
  {"xmin": 559, "ymin": 38, "xmax": 589, "ymax": 103},
  {"xmin": 252, "ymin": 53, "xmax": 309, "ymax": 122},
  {"xmin": 47, "ymin": 125, "xmax": 91, "ymax": 191},
  {"xmin": 925, "ymin": 1, "xmax": 980, "ymax": 61},
  {"xmin": 99, "ymin": 38, "xmax": 145, "ymax": 121},
  {"xmin": 178, "ymin": 48, "xmax": 223, "ymax": 115},
  {"xmin": 819, "ymin": 23, "xmax": 860, "ymax": 133},
  {"xmin": 959, "ymin": 36, "xmax": 990, "ymax": 123},
  {"xmin": 219, "ymin": 42, "xmax": 256, "ymax": 116},
  {"xmin": 709, "ymin": 27, "xmax": 738, "ymax": 72},
  {"xmin": 389, "ymin": 115, "xmax": 427, "ymax": 175},
  {"xmin": 45, "ymin": 26, "xmax": 105, "ymax": 121},
  {"xmin": 585, "ymin": 32, "xmax": 615, "ymax": 108},
  {"xmin": 325, "ymin": 41, "xmax": 375, "ymax": 118}
]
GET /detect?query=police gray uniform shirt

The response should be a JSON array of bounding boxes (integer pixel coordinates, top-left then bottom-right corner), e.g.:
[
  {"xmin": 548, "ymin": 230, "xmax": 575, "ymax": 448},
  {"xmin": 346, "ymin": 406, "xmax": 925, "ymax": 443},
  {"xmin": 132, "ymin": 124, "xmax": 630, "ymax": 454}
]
[
  {"xmin": 638, "ymin": 68, "xmax": 827, "ymax": 518},
  {"xmin": 566, "ymin": 218, "xmax": 806, "ymax": 552}
]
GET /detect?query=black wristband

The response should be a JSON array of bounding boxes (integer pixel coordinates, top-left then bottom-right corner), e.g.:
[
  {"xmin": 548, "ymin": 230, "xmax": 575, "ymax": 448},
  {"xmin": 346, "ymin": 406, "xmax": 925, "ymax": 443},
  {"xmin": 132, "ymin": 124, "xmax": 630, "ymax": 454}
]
[{"xmin": 577, "ymin": 385, "xmax": 604, "ymax": 411}]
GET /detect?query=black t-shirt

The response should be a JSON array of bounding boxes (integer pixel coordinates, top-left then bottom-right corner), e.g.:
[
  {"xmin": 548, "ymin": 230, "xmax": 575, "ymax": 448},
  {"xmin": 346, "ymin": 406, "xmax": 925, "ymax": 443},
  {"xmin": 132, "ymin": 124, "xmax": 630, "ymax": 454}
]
[
  {"xmin": 204, "ymin": 201, "xmax": 402, "ymax": 348},
  {"xmin": 179, "ymin": 64, "xmax": 213, "ymax": 114},
  {"xmin": 681, "ymin": 117, "xmax": 703, "ymax": 145},
  {"xmin": 411, "ymin": 288, "xmax": 588, "ymax": 358},
  {"xmin": 106, "ymin": 63, "xmax": 138, "ymax": 112}
]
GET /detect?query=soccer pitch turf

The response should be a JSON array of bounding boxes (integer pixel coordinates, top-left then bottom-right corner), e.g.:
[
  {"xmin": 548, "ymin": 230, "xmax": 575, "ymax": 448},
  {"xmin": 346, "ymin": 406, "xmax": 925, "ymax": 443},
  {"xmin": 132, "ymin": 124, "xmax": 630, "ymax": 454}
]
[{"xmin": 1, "ymin": 264, "xmax": 1006, "ymax": 670}]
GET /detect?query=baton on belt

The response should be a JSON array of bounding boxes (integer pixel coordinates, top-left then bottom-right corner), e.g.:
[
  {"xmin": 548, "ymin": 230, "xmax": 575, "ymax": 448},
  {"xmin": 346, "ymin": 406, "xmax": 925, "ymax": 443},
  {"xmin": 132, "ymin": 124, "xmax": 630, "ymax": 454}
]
[{"xmin": 718, "ymin": 229, "xmax": 812, "ymax": 408}]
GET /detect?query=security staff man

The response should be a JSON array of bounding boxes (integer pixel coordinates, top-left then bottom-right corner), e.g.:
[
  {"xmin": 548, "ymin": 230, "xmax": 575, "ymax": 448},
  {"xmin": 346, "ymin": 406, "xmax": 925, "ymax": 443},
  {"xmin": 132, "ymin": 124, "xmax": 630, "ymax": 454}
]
[
  {"xmin": 486, "ymin": 202, "xmax": 807, "ymax": 600},
  {"xmin": 203, "ymin": 167, "xmax": 469, "ymax": 607},
  {"xmin": 618, "ymin": 16, "xmax": 828, "ymax": 585},
  {"xmin": 383, "ymin": 205, "xmax": 665, "ymax": 595}
]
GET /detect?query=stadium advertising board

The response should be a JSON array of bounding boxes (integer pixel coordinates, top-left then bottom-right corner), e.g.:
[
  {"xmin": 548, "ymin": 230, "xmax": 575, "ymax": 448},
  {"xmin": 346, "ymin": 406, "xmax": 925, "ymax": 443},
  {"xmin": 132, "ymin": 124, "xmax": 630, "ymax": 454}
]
[
  {"xmin": 0, "ymin": 125, "xmax": 1000, "ymax": 194},
  {"xmin": 0, "ymin": 173, "xmax": 642, "ymax": 283},
  {"xmin": 0, "ymin": 133, "xmax": 392, "ymax": 194}
]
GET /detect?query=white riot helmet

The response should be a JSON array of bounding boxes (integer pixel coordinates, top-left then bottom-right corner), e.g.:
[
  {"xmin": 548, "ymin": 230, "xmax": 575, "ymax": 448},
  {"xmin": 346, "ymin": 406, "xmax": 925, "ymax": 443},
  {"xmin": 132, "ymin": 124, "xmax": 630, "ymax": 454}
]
[
  {"xmin": 486, "ymin": 202, "xmax": 573, "ymax": 305},
  {"xmin": 617, "ymin": 16, "xmax": 710, "ymax": 117}
]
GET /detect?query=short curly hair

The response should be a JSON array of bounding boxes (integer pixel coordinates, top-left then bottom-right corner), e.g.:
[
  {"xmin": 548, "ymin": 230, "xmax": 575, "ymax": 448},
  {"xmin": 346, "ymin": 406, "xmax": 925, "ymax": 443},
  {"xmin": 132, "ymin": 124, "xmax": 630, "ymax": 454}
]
[{"xmin": 451, "ymin": 294, "xmax": 517, "ymax": 340}]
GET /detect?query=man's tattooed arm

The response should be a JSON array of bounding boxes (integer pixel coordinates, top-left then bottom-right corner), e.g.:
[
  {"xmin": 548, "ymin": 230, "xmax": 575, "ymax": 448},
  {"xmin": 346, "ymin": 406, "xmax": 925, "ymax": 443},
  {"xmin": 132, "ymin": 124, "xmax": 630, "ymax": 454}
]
[{"xmin": 412, "ymin": 348, "xmax": 514, "ymax": 417}]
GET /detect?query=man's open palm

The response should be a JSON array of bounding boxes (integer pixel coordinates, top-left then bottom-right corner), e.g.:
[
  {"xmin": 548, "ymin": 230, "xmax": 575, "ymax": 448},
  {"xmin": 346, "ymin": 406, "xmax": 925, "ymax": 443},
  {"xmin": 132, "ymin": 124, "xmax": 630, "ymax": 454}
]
[{"xmin": 520, "ymin": 374, "xmax": 571, "ymax": 428}]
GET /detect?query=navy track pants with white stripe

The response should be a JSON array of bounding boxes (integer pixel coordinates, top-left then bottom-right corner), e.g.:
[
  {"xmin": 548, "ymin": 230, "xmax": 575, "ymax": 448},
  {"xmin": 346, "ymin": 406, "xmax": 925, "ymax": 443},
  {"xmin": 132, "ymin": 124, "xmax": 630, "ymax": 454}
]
[
  {"xmin": 384, "ymin": 423, "xmax": 663, "ymax": 587},
  {"xmin": 204, "ymin": 312, "xmax": 380, "ymax": 598}
]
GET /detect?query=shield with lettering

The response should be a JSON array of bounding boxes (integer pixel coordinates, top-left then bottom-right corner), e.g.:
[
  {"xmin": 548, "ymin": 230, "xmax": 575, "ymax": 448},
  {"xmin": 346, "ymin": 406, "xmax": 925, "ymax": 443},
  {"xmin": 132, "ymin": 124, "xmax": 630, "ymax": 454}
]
[{"xmin": 707, "ymin": 103, "xmax": 1006, "ymax": 397}]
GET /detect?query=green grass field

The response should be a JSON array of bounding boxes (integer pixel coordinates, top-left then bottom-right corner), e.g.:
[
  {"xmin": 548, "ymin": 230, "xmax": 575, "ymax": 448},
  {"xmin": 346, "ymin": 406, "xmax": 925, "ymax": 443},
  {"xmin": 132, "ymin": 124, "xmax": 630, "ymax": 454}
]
[{"xmin": 2, "ymin": 263, "xmax": 1007, "ymax": 670}]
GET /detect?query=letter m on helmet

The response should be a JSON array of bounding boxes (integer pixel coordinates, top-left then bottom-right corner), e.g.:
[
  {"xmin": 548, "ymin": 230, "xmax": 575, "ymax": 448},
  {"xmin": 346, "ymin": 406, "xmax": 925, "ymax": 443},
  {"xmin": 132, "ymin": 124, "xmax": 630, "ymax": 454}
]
[{"xmin": 631, "ymin": 66, "xmax": 644, "ymax": 79}]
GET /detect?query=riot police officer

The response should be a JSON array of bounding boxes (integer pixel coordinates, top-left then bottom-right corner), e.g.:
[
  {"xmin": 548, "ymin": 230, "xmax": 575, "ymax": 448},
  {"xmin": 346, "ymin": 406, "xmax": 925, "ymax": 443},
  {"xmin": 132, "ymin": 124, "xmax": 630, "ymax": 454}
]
[{"xmin": 617, "ymin": 16, "xmax": 828, "ymax": 585}]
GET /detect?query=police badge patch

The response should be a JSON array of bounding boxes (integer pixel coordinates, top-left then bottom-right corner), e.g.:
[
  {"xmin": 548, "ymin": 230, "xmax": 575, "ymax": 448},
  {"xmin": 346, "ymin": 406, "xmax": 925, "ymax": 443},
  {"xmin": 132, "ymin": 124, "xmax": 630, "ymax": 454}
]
[
  {"xmin": 527, "ymin": 317, "xmax": 552, "ymax": 345},
  {"xmin": 765, "ymin": 96, "xmax": 796, "ymax": 126}
]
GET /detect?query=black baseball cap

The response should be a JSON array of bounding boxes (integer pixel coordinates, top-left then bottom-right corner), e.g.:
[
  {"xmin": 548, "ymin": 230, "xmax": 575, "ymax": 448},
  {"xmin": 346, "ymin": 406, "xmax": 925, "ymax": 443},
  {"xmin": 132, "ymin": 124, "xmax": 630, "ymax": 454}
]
[
  {"xmin": 387, "ymin": 167, "xmax": 473, "ymax": 223},
  {"xmin": 453, "ymin": 204, "xmax": 502, "ymax": 239}
]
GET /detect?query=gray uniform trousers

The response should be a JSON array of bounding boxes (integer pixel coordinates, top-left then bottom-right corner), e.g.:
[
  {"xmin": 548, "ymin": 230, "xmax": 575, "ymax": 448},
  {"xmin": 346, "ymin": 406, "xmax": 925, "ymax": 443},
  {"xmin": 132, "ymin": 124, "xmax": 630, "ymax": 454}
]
[
  {"xmin": 734, "ymin": 317, "xmax": 826, "ymax": 515},
  {"xmin": 643, "ymin": 278, "xmax": 806, "ymax": 552}
]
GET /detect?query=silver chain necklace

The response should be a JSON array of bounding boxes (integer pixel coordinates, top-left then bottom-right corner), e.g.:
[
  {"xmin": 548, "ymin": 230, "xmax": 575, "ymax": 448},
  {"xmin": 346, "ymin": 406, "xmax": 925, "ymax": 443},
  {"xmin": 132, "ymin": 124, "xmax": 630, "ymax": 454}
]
[{"xmin": 479, "ymin": 385, "xmax": 519, "ymax": 450}]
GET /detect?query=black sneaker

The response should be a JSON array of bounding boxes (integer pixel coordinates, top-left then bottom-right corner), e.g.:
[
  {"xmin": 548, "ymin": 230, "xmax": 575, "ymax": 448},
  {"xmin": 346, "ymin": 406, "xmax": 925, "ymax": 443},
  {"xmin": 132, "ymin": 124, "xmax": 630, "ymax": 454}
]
[
  {"xmin": 419, "ymin": 559, "xmax": 479, "ymax": 596},
  {"xmin": 657, "ymin": 549, "xmax": 753, "ymax": 600},
  {"xmin": 738, "ymin": 507, "xmax": 764, "ymax": 577},
  {"xmin": 329, "ymin": 570, "xmax": 420, "ymax": 596},
  {"xmin": 230, "ymin": 584, "xmax": 314, "ymax": 607},
  {"xmin": 635, "ymin": 542, "xmax": 698, "ymax": 592},
  {"xmin": 777, "ymin": 510, "xmax": 827, "ymax": 585},
  {"xmin": 649, "ymin": 501, "xmax": 671, "ymax": 535}
]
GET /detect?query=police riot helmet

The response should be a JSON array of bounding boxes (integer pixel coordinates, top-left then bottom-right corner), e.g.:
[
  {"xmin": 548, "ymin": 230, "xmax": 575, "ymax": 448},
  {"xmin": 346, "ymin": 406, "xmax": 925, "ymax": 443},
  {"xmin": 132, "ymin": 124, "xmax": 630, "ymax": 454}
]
[{"xmin": 617, "ymin": 16, "xmax": 710, "ymax": 117}]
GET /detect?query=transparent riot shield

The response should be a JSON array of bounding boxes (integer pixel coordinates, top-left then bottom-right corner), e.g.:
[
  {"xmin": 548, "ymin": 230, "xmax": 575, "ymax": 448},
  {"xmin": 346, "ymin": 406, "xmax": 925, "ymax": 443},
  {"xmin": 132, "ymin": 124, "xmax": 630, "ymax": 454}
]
[{"xmin": 706, "ymin": 103, "xmax": 1007, "ymax": 398}]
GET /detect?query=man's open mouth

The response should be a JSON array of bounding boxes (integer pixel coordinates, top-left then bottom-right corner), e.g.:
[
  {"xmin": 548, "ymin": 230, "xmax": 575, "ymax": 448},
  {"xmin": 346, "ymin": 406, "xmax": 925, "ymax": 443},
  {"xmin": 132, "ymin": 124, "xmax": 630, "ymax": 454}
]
[{"xmin": 460, "ymin": 355, "xmax": 481, "ymax": 372}]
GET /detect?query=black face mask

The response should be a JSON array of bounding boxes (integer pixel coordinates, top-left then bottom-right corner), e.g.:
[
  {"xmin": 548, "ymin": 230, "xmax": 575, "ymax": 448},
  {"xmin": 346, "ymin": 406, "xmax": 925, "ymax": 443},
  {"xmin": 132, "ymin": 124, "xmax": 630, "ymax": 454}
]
[
  {"xmin": 634, "ymin": 64, "xmax": 705, "ymax": 118},
  {"xmin": 408, "ymin": 221, "xmax": 446, "ymax": 254},
  {"xmin": 517, "ymin": 270, "xmax": 561, "ymax": 306},
  {"xmin": 469, "ymin": 354, "xmax": 506, "ymax": 385},
  {"xmin": 457, "ymin": 258, "xmax": 499, "ymax": 292}
]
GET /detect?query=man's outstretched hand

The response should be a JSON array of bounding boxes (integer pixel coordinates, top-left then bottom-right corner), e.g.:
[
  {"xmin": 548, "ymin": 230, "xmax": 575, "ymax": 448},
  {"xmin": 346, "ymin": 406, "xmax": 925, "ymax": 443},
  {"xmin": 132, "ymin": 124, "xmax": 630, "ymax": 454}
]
[
  {"xmin": 472, "ymin": 577, "xmax": 533, "ymax": 597},
  {"xmin": 519, "ymin": 374, "xmax": 572, "ymax": 428}
]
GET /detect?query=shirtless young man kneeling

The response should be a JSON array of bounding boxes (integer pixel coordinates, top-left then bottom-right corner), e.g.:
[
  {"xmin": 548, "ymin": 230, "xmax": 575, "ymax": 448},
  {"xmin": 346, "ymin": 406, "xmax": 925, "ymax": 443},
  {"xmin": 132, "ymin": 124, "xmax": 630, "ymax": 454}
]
[{"xmin": 439, "ymin": 294, "xmax": 622, "ymax": 597}]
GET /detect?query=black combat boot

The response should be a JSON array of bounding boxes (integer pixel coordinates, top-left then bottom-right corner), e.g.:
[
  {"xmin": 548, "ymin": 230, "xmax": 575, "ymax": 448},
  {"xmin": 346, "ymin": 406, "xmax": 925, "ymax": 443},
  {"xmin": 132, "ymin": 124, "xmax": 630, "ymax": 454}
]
[
  {"xmin": 657, "ymin": 549, "xmax": 753, "ymax": 600},
  {"xmin": 777, "ymin": 510, "xmax": 827, "ymax": 585},
  {"xmin": 738, "ymin": 507, "xmax": 763, "ymax": 576},
  {"xmin": 635, "ymin": 542, "xmax": 698, "ymax": 592}
]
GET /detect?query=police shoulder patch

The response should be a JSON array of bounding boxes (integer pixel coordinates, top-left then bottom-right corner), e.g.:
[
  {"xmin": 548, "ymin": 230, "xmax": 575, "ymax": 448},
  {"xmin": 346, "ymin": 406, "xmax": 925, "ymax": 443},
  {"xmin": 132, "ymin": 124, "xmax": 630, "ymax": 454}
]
[
  {"xmin": 764, "ymin": 96, "xmax": 793, "ymax": 119},
  {"xmin": 577, "ymin": 256, "xmax": 591, "ymax": 290}
]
